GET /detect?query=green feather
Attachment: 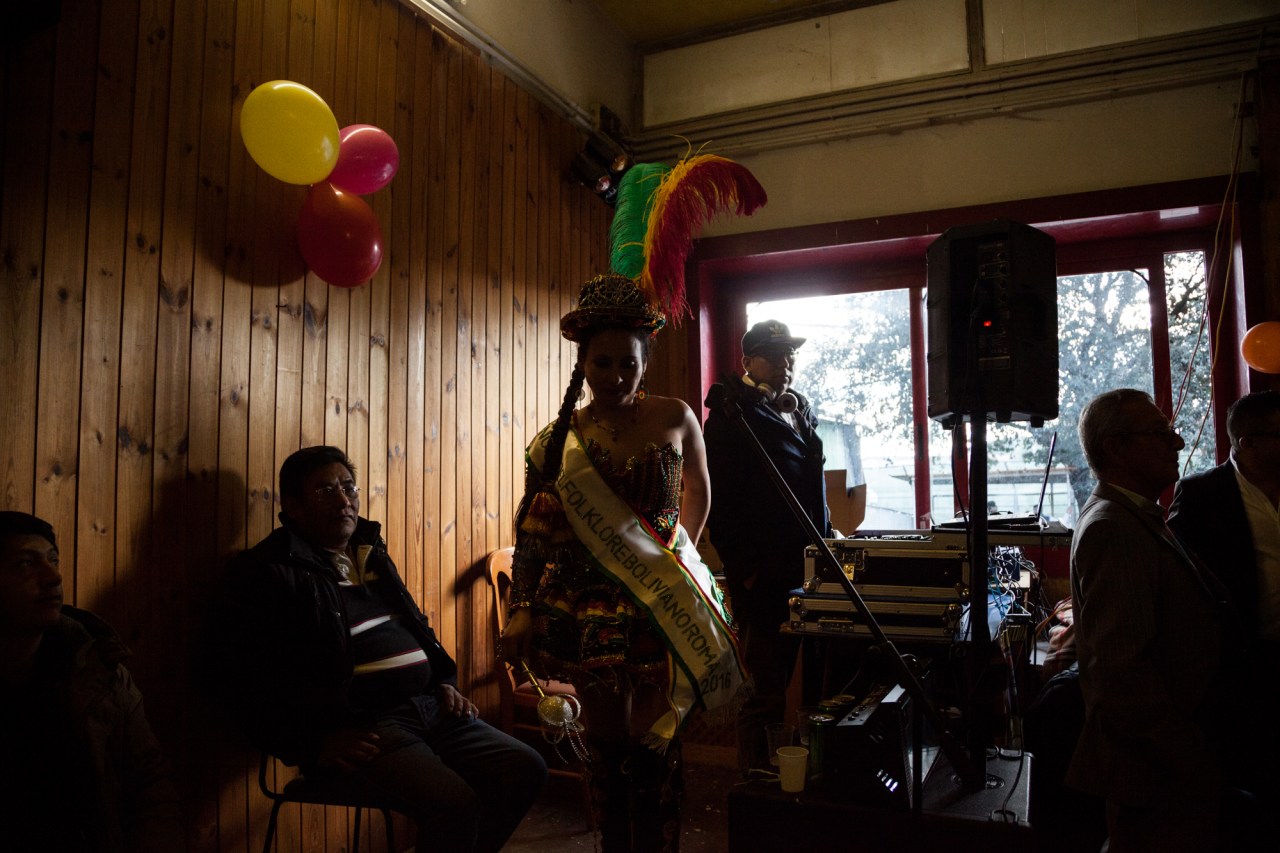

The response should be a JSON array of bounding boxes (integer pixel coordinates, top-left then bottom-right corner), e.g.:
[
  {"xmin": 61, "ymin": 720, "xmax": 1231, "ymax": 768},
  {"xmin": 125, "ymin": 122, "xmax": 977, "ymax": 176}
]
[{"xmin": 610, "ymin": 163, "xmax": 669, "ymax": 279}]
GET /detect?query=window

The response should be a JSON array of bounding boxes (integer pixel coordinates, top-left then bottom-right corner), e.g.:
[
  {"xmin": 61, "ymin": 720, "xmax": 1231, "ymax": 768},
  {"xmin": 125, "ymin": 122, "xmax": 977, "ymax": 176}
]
[{"xmin": 747, "ymin": 250, "xmax": 1216, "ymax": 528}]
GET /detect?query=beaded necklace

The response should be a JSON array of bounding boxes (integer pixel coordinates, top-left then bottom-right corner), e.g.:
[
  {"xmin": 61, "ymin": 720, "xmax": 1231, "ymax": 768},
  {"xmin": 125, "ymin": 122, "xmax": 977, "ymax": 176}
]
[{"xmin": 586, "ymin": 402, "xmax": 639, "ymax": 442}]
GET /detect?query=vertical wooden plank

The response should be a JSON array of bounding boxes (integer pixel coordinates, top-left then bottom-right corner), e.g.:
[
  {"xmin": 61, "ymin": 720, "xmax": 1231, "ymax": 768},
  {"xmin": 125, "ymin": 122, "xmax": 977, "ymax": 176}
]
[
  {"xmin": 115, "ymin": 0, "xmax": 172, "ymax": 654},
  {"xmin": 274, "ymin": 3, "xmax": 315, "ymax": 849},
  {"xmin": 302, "ymin": 0, "xmax": 336, "ymax": 455},
  {"xmin": 323, "ymin": 0, "xmax": 357, "ymax": 452},
  {"xmin": 498, "ymin": 76, "xmax": 518, "ymax": 553},
  {"xmin": 188, "ymin": 1, "xmax": 235, "ymax": 850},
  {"xmin": 386, "ymin": 0, "xmax": 413, "ymax": 595},
  {"xmin": 244, "ymin": 0, "xmax": 289, "ymax": 552},
  {"xmin": 273, "ymin": 0, "xmax": 317, "ymax": 557},
  {"xmin": 153, "ymin": 0, "xmax": 203, "ymax": 710},
  {"xmin": 33, "ymin": 0, "xmax": 99, "ymax": 575},
  {"xmin": 363, "ymin": 0, "xmax": 397, "ymax": 545},
  {"xmin": 341, "ymin": 0, "xmax": 377, "ymax": 522},
  {"xmin": 223, "ymin": 0, "xmax": 266, "ymax": 848},
  {"xmin": 76, "ymin": 0, "xmax": 139, "ymax": 616},
  {"xmin": 404, "ymin": 15, "xmax": 434, "ymax": 618},
  {"xmin": 437, "ymin": 33, "xmax": 462, "ymax": 652},
  {"xmin": 545, "ymin": 106, "xmax": 560, "ymax": 434},
  {"xmin": 481, "ymin": 63, "xmax": 504, "ymax": 712},
  {"xmin": 0, "ymin": 1, "xmax": 55, "ymax": 516},
  {"xmin": 457, "ymin": 43, "xmax": 480, "ymax": 692},
  {"xmin": 156, "ymin": 0, "xmax": 212, "ymax": 840},
  {"xmin": 424, "ymin": 24, "xmax": 447, "ymax": 635},
  {"xmin": 521, "ymin": 89, "xmax": 539, "ymax": 457}
]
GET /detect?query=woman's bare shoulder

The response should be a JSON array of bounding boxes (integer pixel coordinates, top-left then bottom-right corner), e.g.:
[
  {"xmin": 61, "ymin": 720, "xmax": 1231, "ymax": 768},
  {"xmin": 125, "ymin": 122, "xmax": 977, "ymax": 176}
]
[{"xmin": 646, "ymin": 395, "xmax": 696, "ymax": 424}]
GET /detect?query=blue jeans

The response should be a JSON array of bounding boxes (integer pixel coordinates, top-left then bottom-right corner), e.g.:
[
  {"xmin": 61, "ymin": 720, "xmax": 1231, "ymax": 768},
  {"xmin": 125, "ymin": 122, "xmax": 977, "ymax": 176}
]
[{"xmin": 309, "ymin": 696, "xmax": 547, "ymax": 853}]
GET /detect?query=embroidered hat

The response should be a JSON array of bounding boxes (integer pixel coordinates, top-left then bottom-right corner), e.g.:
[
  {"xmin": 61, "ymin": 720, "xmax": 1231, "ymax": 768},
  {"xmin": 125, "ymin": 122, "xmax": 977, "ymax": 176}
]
[
  {"xmin": 560, "ymin": 274, "xmax": 666, "ymax": 343},
  {"xmin": 742, "ymin": 320, "xmax": 806, "ymax": 356}
]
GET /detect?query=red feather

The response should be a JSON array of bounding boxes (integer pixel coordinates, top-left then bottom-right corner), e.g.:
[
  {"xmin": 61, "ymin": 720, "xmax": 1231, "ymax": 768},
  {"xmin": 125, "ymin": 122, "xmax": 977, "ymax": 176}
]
[{"xmin": 638, "ymin": 155, "xmax": 767, "ymax": 322}]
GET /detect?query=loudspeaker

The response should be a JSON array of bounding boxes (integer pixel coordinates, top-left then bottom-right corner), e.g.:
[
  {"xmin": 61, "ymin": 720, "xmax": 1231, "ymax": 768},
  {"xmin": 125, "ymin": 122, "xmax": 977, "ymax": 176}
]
[{"xmin": 926, "ymin": 220, "xmax": 1058, "ymax": 428}]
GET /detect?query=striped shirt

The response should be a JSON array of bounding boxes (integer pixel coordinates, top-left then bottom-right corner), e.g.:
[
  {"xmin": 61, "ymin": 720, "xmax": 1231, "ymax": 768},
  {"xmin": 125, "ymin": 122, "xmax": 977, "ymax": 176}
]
[{"xmin": 334, "ymin": 548, "xmax": 431, "ymax": 712}]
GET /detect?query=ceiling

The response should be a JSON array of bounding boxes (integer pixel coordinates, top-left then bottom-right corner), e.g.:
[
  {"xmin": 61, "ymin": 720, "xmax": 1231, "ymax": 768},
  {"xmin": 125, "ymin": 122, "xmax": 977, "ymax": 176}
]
[{"xmin": 588, "ymin": 0, "xmax": 886, "ymax": 49}]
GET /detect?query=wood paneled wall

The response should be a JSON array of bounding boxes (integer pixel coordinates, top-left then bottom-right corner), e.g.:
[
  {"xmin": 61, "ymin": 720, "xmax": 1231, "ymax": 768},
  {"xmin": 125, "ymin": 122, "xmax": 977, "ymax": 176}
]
[{"xmin": 1, "ymin": 0, "xmax": 610, "ymax": 848}]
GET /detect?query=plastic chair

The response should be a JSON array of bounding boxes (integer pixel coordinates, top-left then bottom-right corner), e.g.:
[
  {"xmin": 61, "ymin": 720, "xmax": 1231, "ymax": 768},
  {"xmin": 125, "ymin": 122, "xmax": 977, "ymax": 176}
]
[
  {"xmin": 486, "ymin": 546, "xmax": 594, "ymax": 829},
  {"xmin": 258, "ymin": 751, "xmax": 398, "ymax": 853}
]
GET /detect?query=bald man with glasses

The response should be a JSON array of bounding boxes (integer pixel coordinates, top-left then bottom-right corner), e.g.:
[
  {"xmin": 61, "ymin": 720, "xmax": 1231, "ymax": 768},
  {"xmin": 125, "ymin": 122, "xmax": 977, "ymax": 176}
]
[{"xmin": 1068, "ymin": 389, "xmax": 1244, "ymax": 853}]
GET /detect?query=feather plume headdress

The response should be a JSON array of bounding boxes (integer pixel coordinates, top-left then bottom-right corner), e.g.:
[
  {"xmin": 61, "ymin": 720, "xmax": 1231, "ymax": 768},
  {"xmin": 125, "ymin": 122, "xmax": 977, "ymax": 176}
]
[{"xmin": 560, "ymin": 150, "xmax": 767, "ymax": 340}]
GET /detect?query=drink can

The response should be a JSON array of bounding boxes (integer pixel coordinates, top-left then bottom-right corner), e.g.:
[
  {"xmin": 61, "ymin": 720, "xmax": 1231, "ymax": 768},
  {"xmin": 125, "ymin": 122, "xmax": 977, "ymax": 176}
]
[
  {"xmin": 828, "ymin": 693, "xmax": 858, "ymax": 717},
  {"xmin": 807, "ymin": 712, "xmax": 836, "ymax": 783}
]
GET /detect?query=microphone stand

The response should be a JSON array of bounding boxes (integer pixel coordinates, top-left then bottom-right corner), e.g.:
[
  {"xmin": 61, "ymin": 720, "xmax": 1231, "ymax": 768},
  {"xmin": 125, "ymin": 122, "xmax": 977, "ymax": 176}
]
[{"xmin": 707, "ymin": 377, "xmax": 983, "ymax": 792}]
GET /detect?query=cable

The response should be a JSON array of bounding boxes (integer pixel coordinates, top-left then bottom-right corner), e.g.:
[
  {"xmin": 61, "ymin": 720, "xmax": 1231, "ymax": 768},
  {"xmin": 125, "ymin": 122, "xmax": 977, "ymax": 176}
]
[{"xmin": 1176, "ymin": 68, "xmax": 1250, "ymax": 471}]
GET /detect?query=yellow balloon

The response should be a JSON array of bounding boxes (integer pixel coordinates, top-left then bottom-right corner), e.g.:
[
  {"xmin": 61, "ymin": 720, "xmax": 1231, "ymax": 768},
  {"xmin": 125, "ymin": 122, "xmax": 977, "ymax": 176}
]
[{"xmin": 240, "ymin": 80, "xmax": 340, "ymax": 185}]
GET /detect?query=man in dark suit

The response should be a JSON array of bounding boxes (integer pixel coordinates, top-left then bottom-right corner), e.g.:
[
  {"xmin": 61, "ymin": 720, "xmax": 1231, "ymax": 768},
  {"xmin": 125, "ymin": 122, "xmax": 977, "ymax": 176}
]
[
  {"xmin": 703, "ymin": 320, "xmax": 834, "ymax": 773},
  {"xmin": 1169, "ymin": 390, "xmax": 1280, "ymax": 644},
  {"xmin": 1168, "ymin": 389, "xmax": 1279, "ymax": 829},
  {"xmin": 1068, "ymin": 389, "xmax": 1239, "ymax": 853}
]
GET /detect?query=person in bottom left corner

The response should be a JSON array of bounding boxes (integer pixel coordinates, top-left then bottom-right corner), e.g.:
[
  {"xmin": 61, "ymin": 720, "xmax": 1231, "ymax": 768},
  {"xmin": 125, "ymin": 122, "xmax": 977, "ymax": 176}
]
[
  {"xmin": 217, "ymin": 445, "xmax": 547, "ymax": 853},
  {"xmin": 0, "ymin": 510, "xmax": 184, "ymax": 853}
]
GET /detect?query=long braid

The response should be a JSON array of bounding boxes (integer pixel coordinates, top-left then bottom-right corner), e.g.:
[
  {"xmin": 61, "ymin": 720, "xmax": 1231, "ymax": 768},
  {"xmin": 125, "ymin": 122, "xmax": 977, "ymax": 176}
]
[
  {"xmin": 513, "ymin": 364, "xmax": 585, "ymax": 533},
  {"xmin": 510, "ymin": 365, "xmax": 587, "ymax": 608},
  {"xmin": 542, "ymin": 365, "xmax": 586, "ymax": 484}
]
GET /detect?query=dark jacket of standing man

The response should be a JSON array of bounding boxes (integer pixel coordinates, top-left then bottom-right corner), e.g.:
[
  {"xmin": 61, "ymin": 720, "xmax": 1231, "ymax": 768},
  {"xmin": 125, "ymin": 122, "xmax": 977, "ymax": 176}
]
[
  {"xmin": 1168, "ymin": 390, "xmax": 1280, "ymax": 643},
  {"xmin": 1068, "ymin": 389, "xmax": 1239, "ymax": 853},
  {"xmin": 703, "ymin": 320, "xmax": 832, "ymax": 773},
  {"xmin": 219, "ymin": 446, "xmax": 546, "ymax": 853},
  {"xmin": 1167, "ymin": 389, "xmax": 1279, "ymax": 832}
]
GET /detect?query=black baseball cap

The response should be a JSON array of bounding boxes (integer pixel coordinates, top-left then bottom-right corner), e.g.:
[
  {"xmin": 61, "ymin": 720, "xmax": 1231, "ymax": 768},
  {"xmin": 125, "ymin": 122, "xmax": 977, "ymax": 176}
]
[
  {"xmin": 742, "ymin": 320, "xmax": 806, "ymax": 356},
  {"xmin": 0, "ymin": 511, "xmax": 57, "ymax": 550}
]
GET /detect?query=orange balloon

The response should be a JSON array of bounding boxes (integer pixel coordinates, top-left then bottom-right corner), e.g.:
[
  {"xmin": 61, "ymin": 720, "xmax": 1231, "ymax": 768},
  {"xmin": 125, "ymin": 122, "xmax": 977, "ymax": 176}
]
[{"xmin": 1241, "ymin": 321, "xmax": 1280, "ymax": 374}]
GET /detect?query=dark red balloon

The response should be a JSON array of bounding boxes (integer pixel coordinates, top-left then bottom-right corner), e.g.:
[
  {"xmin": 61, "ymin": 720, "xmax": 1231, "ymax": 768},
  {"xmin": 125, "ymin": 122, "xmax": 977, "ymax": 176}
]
[{"xmin": 297, "ymin": 183, "xmax": 383, "ymax": 287}]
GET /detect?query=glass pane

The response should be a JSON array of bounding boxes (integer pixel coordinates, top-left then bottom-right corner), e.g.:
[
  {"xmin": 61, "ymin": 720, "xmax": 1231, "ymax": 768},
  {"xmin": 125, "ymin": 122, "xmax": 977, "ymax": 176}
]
[
  {"xmin": 1166, "ymin": 250, "xmax": 1216, "ymax": 475},
  {"xmin": 748, "ymin": 291, "xmax": 937, "ymax": 530}
]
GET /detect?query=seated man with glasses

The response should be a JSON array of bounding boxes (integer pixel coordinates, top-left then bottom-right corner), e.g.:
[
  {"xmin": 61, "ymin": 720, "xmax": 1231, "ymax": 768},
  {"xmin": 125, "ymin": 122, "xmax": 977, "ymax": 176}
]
[
  {"xmin": 218, "ymin": 446, "xmax": 546, "ymax": 853},
  {"xmin": 703, "ymin": 320, "xmax": 835, "ymax": 773},
  {"xmin": 1068, "ymin": 390, "xmax": 1244, "ymax": 853}
]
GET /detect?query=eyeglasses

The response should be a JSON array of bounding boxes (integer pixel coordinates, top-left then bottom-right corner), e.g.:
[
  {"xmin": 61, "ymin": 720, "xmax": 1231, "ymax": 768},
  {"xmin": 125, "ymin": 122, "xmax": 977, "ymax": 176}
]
[
  {"xmin": 312, "ymin": 483, "xmax": 360, "ymax": 501},
  {"xmin": 753, "ymin": 348, "xmax": 797, "ymax": 365}
]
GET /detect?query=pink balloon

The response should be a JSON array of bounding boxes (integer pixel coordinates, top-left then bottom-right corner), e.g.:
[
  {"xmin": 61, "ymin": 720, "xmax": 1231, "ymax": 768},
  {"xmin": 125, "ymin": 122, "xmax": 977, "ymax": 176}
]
[
  {"xmin": 328, "ymin": 124, "xmax": 400, "ymax": 195},
  {"xmin": 297, "ymin": 183, "xmax": 383, "ymax": 287}
]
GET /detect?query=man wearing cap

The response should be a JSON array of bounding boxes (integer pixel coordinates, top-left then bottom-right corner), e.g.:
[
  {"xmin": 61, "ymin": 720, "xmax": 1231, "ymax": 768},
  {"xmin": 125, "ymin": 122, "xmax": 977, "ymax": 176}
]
[
  {"xmin": 703, "ymin": 320, "xmax": 834, "ymax": 773},
  {"xmin": 0, "ymin": 511, "xmax": 183, "ymax": 852}
]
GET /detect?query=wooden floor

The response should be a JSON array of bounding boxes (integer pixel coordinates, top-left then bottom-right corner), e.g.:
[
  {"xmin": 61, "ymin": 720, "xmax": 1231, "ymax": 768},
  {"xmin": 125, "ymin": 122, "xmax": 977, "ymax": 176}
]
[{"xmin": 502, "ymin": 745, "xmax": 739, "ymax": 853}]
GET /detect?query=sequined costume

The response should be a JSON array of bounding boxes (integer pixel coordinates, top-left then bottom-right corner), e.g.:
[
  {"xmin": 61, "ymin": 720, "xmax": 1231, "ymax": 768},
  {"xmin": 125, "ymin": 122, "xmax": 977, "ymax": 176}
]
[{"xmin": 512, "ymin": 430, "xmax": 683, "ymax": 686}]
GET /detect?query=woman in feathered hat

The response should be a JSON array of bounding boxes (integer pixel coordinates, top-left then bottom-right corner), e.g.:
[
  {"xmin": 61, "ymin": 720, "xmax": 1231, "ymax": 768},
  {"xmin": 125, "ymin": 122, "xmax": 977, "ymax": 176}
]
[{"xmin": 501, "ymin": 154, "xmax": 765, "ymax": 851}]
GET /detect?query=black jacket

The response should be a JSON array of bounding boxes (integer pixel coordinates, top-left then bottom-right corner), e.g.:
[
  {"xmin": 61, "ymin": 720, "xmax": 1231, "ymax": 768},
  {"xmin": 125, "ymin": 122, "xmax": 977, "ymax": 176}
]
[
  {"xmin": 1168, "ymin": 461, "xmax": 1259, "ymax": 637},
  {"xmin": 219, "ymin": 516, "xmax": 458, "ymax": 766},
  {"xmin": 703, "ymin": 375, "xmax": 831, "ymax": 601}
]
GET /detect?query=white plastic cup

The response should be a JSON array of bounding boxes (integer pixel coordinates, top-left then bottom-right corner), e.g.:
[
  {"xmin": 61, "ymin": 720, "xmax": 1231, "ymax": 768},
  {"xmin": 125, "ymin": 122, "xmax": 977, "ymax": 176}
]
[{"xmin": 776, "ymin": 745, "xmax": 809, "ymax": 792}]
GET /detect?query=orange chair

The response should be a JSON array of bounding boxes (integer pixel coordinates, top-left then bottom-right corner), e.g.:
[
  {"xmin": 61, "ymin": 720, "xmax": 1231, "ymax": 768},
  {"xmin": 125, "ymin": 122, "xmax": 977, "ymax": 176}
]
[{"xmin": 486, "ymin": 547, "xmax": 594, "ymax": 828}]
